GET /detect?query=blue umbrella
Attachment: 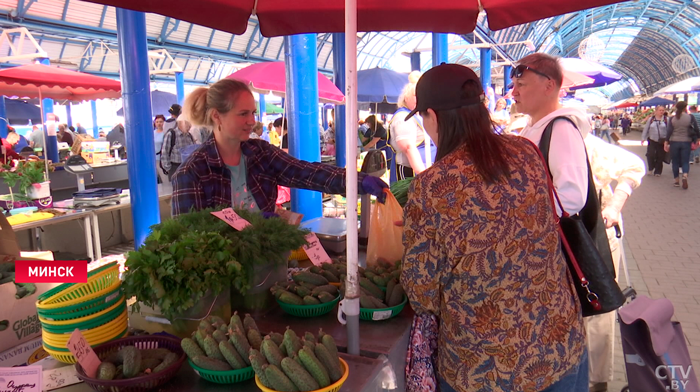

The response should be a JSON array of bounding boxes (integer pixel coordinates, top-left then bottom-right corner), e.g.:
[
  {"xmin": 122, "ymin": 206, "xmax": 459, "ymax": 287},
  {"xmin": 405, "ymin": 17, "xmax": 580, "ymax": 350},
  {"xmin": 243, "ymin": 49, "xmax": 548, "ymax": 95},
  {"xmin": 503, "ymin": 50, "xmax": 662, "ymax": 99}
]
[
  {"xmin": 117, "ymin": 90, "xmax": 178, "ymax": 117},
  {"xmin": 357, "ymin": 68, "xmax": 409, "ymax": 104},
  {"xmin": 560, "ymin": 58, "xmax": 623, "ymax": 90},
  {"xmin": 5, "ymin": 99, "xmax": 42, "ymax": 125},
  {"xmin": 639, "ymin": 96, "xmax": 675, "ymax": 107}
]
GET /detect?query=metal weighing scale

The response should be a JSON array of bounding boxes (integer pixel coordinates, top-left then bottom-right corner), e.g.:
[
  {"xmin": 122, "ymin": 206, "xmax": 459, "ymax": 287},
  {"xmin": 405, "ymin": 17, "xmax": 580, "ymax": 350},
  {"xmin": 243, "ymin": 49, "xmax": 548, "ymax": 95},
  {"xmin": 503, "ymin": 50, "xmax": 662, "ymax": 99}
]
[{"xmin": 64, "ymin": 155, "xmax": 121, "ymax": 208}]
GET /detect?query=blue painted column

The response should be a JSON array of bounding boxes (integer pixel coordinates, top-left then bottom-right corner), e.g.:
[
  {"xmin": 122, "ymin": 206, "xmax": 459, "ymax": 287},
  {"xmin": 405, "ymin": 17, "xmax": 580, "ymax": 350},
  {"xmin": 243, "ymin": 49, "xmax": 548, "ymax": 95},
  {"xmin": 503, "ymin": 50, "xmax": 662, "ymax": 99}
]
[
  {"xmin": 285, "ymin": 35, "xmax": 322, "ymax": 221},
  {"xmin": 90, "ymin": 101, "xmax": 99, "ymax": 138},
  {"xmin": 503, "ymin": 65, "xmax": 512, "ymax": 92},
  {"xmin": 116, "ymin": 8, "xmax": 160, "ymax": 248},
  {"xmin": 480, "ymin": 48, "xmax": 493, "ymax": 112},
  {"xmin": 0, "ymin": 96, "xmax": 7, "ymax": 139},
  {"xmin": 40, "ymin": 58, "xmax": 59, "ymax": 163},
  {"xmin": 432, "ymin": 33, "xmax": 448, "ymax": 66},
  {"xmin": 175, "ymin": 71, "xmax": 185, "ymax": 106},
  {"xmin": 410, "ymin": 52, "xmax": 421, "ymax": 72},
  {"xmin": 321, "ymin": 104, "xmax": 328, "ymax": 131},
  {"xmin": 332, "ymin": 33, "xmax": 346, "ymax": 168},
  {"xmin": 258, "ymin": 93, "xmax": 266, "ymax": 122},
  {"xmin": 65, "ymin": 104, "xmax": 73, "ymax": 127}
]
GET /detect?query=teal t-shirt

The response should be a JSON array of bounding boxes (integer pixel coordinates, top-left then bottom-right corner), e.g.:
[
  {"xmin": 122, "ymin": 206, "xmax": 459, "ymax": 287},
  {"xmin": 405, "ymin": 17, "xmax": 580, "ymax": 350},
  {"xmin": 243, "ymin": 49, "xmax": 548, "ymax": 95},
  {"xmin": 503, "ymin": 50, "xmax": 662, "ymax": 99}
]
[{"xmin": 227, "ymin": 156, "xmax": 259, "ymax": 211}]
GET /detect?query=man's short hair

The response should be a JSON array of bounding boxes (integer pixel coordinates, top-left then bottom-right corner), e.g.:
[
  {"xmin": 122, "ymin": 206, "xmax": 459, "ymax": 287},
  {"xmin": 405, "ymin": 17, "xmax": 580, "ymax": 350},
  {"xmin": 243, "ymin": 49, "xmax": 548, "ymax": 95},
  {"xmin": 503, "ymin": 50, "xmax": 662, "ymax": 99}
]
[
  {"xmin": 273, "ymin": 117, "xmax": 288, "ymax": 130},
  {"xmin": 516, "ymin": 53, "xmax": 564, "ymax": 89},
  {"xmin": 690, "ymin": 105, "xmax": 698, "ymax": 112}
]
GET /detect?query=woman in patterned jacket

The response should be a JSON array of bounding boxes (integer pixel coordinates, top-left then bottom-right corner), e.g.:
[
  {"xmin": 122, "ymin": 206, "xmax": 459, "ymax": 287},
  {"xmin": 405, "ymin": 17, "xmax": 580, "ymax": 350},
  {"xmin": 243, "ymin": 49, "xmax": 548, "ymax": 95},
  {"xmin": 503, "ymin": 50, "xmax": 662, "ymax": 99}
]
[{"xmin": 400, "ymin": 64, "xmax": 587, "ymax": 392}]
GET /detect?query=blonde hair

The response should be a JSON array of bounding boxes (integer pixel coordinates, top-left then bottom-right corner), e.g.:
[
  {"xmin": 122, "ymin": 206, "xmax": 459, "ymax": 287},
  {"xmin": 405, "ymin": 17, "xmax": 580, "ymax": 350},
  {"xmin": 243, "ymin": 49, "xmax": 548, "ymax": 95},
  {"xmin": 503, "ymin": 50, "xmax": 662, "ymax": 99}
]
[
  {"xmin": 408, "ymin": 71, "xmax": 421, "ymax": 84},
  {"xmin": 496, "ymin": 98, "xmax": 507, "ymax": 109},
  {"xmin": 184, "ymin": 78, "xmax": 252, "ymax": 128},
  {"xmin": 398, "ymin": 83, "xmax": 417, "ymax": 109}
]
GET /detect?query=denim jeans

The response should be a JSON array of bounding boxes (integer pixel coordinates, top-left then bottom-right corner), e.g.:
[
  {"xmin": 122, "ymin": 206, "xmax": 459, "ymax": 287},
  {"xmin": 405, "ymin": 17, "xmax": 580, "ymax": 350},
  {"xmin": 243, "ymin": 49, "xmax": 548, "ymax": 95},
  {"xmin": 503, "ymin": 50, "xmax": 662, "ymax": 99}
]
[
  {"xmin": 438, "ymin": 350, "xmax": 589, "ymax": 392},
  {"xmin": 540, "ymin": 349, "xmax": 589, "ymax": 392},
  {"xmin": 670, "ymin": 141, "xmax": 691, "ymax": 178},
  {"xmin": 600, "ymin": 129, "xmax": 612, "ymax": 143}
]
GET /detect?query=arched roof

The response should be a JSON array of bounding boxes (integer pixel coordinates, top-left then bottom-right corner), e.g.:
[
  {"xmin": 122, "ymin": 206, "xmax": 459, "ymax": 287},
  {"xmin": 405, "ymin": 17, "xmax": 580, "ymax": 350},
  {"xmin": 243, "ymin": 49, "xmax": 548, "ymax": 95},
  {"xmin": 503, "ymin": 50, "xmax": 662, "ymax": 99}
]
[{"xmin": 1, "ymin": 0, "xmax": 698, "ymax": 99}]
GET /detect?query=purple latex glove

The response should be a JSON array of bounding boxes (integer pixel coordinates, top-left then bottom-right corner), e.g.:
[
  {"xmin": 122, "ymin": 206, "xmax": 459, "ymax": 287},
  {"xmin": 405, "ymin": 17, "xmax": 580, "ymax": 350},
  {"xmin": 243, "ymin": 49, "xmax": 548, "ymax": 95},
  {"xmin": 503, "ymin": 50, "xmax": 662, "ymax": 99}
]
[
  {"xmin": 361, "ymin": 176, "xmax": 389, "ymax": 203},
  {"xmin": 262, "ymin": 211, "xmax": 279, "ymax": 219}
]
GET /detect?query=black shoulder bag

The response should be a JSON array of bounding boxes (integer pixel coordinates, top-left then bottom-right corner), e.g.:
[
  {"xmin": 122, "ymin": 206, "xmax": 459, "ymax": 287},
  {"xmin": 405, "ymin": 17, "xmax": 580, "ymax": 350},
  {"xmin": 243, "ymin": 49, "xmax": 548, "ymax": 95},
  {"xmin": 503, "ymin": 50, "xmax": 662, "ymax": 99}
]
[{"xmin": 539, "ymin": 116, "xmax": 626, "ymax": 317}]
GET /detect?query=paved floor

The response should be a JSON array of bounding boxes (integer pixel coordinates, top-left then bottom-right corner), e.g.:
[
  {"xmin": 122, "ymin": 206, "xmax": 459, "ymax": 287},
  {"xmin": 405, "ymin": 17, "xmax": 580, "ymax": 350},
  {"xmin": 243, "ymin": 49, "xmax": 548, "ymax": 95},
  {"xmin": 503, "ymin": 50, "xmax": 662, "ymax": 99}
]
[
  {"xmin": 607, "ymin": 131, "xmax": 699, "ymax": 392},
  {"xmin": 103, "ymin": 131, "xmax": 699, "ymax": 392}
]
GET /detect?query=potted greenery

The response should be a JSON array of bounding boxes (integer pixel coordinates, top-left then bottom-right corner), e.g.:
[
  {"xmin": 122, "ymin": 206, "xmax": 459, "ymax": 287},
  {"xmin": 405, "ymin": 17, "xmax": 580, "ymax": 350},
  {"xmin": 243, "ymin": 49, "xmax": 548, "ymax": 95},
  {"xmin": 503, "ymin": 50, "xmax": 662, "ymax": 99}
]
[{"xmin": 0, "ymin": 160, "xmax": 53, "ymax": 202}]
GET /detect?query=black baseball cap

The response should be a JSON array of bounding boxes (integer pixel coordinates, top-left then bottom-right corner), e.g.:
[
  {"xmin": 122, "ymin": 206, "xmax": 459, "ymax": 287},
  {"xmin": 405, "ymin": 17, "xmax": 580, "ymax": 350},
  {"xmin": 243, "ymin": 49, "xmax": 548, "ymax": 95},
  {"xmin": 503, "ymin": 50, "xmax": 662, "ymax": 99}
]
[
  {"xmin": 169, "ymin": 104, "xmax": 182, "ymax": 116},
  {"xmin": 405, "ymin": 63, "xmax": 485, "ymax": 120}
]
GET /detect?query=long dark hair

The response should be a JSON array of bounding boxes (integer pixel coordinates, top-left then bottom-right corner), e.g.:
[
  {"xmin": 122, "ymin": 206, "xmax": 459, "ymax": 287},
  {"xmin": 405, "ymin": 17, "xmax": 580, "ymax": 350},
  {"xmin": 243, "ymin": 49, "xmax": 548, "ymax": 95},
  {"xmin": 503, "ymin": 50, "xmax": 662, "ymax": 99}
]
[
  {"xmin": 675, "ymin": 101, "xmax": 688, "ymax": 120},
  {"xmin": 422, "ymin": 79, "xmax": 510, "ymax": 184}
]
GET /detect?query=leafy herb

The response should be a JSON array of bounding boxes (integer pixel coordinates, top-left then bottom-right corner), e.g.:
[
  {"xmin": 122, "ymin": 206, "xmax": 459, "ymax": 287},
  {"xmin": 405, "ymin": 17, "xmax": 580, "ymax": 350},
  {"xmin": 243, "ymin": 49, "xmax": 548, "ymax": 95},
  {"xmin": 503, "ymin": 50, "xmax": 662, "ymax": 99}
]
[{"xmin": 123, "ymin": 208, "xmax": 309, "ymax": 320}]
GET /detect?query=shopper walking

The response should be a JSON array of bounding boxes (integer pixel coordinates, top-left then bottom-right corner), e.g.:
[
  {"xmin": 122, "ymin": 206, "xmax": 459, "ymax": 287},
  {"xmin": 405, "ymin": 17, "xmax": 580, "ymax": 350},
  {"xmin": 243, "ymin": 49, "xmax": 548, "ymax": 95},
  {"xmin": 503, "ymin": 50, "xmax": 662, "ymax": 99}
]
[
  {"xmin": 641, "ymin": 105, "xmax": 669, "ymax": 176},
  {"xmin": 665, "ymin": 101, "xmax": 700, "ymax": 189}
]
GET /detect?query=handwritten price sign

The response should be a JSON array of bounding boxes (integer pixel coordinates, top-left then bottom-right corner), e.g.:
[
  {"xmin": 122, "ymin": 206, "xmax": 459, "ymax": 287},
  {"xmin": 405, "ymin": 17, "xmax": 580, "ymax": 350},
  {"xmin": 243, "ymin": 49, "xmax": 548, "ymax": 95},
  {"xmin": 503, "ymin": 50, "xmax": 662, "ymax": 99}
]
[
  {"xmin": 67, "ymin": 329, "xmax": 101, "ymax": 378},
  {"xmin": 302, "ymin": 233, "xmax": 332, "ymax": 266},
  {"xmin": 211, "ymin": 208, "xmax": 251, "ymax": 231}
]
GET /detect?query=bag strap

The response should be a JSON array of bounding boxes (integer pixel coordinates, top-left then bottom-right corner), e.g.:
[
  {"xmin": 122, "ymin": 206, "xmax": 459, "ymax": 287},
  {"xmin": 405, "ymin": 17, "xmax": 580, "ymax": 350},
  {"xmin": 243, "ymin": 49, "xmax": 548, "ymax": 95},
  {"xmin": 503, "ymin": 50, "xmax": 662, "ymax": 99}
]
[{"xmin": 524, "ymin": 137, "xmax": 601, "ymax": 311}]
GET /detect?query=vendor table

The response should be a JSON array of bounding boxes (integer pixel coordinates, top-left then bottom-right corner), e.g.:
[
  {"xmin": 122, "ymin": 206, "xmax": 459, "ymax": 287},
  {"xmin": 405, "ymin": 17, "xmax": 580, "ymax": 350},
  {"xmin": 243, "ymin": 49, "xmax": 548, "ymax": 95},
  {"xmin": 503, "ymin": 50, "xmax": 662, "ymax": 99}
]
[
  {"xmin": 51, "ymin": 352, "xmax": 385, "ymax": 392},
  {"xmin": 11, "ymin": 209, "xmax": 96, "ymax": 261}
]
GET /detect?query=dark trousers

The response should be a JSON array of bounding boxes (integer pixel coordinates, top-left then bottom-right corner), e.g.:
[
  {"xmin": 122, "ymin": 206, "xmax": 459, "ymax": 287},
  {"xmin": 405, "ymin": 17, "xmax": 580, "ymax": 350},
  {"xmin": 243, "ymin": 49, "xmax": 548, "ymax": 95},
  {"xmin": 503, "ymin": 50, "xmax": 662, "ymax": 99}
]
[
  {"xmin": 646, "ymin": 139, "xmax": 666, "ymax": 175},
  {"xmin": 167, "ymin": 162, "xmax": 181, "ymax": 181},
  {"xmin": 397, "ymin": 163, "xmax": 415, "ymax": 180}
]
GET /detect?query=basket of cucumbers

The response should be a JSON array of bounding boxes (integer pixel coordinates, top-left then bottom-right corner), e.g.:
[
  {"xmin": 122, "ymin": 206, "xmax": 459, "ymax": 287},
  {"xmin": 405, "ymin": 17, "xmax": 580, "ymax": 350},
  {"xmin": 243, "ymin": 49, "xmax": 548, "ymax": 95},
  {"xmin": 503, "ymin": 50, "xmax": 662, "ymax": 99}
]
[
  {"xmin": 271, "ymin": 272, "xmax": 341, "ymax": 318},
  {"xmin": 181, "ymin": 313, "xmax": 260, "ymax": 384},
  {"xmin": 338, "ymin": 260, "xmax": 407, "ymax": 321},
  {"xmin": 74, "ymin": 335, "xmax": 186, "ymax": 392},
  {"xmin": 254, "ymin": 327, "xmax": 349, "ymax": 392}
]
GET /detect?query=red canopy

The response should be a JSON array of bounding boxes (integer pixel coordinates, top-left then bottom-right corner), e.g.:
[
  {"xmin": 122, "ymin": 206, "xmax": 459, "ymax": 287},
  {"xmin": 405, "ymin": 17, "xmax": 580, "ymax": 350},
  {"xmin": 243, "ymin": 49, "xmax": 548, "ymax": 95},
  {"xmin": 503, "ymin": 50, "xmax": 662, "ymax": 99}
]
[
  {"xmin": 78, "ymin": 0, "xmax": 627, "ymax": 37},
  {"xmin": 0, "ymin": 64, "xmax": 121, "ymax": 101},
  {"xmin": 227, "ymin": 62, "xmax": 344, "ymax": 104},
  {"xmin": 615, "ymin": 102, "xmax": 639, "ymax": 109}
]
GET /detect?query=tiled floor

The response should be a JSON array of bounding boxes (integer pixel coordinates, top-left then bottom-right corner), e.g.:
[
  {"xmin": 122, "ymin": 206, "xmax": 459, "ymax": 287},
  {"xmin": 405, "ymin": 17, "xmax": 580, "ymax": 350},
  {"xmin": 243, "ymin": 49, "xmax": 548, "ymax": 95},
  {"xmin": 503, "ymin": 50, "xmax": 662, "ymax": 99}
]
[{"xmin": 101, "ymin": 131, "xmax": 699, "ymax": 392}]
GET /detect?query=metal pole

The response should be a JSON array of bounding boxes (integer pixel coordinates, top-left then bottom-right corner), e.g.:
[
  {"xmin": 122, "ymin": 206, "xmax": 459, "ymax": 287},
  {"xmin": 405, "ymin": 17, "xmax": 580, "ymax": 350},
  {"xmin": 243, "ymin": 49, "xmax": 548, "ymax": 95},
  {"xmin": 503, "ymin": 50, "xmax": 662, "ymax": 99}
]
[
  {"xmin": 285, "ymin": 35, "xmax": 323, "ymax": 221},
  {"xmin": 258, "ymin": 93, "xmax": 266, "ymax": 123},
  {"xmin": 175, "ymin": 71, "xmax": 185, "ymax": 106},
  {"xmin": 66, "ymin": 103, "xmax": 73, "ymax": 127},
  {"xmin": 39, "ymin": 58, "xmax": 59, "ymax": 163},
  {"xmin": 332, "ymin": 33, "xmax": 346, "ymax": 168},
  {"xmin": 503, "ymin": 64, "xmax": 513, "ymax": 98},
  {"xmin": 344, "ymin": 0, "xmax": 360, "ymax": 357},
  {"xmin": 0, "ymin": 96, "xmax": 7, "ymax": 139},
  {"xmin": 116, "ymin": 8, "xmax": 160, "ymax": 249},
  {"xmin": 432, "ymin": 33, "xmax": 448, "ymax": 66},
  {"xmin": 91, "ymin": 100, "xmax": 99, "ymax": 138},
  {"xmin": 480, "ymin": 48, "xmax": 493, "ymax": 112},
  {"xmin": 410, "ymin": 52, "xmax": 421, "ymax": 72}
]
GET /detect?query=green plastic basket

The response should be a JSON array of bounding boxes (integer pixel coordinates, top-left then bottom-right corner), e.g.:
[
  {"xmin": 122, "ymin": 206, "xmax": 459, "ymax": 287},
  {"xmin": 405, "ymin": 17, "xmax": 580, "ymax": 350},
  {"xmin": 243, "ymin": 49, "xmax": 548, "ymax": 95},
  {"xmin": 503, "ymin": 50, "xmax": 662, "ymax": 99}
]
[
  {"xmin": 359, "ymin": 295, "xmax": 407, "ymax": 321},
  {"xmin": 277, "ymin": 294, "xmax": 341, "ymax": 318},
  {"xmin": 37, "ymin": 285, "xmax": 123, "ymax": 320},
  {"xmin": 189, "ymin": 360, "xmax": 255, "ymax": 384},
  {"xmin": 37, "ymin": 261, "xmax": 118, "ymax": 302},
  {"xmin": 42, "ymin": 326, "xmax": 129, "ymax": 352},
  {"xmin": 40, "ymin": 299, "xmax": 126, "ymax": 334}
]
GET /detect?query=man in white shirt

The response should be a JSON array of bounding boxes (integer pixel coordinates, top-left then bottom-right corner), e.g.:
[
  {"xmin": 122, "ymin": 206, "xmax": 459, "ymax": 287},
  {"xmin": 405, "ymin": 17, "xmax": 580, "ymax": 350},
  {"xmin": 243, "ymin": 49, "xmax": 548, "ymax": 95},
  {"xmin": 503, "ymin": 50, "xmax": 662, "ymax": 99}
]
[{"xmin": 513, "ymin": 53, "xmax": 589, "ymax": 216}]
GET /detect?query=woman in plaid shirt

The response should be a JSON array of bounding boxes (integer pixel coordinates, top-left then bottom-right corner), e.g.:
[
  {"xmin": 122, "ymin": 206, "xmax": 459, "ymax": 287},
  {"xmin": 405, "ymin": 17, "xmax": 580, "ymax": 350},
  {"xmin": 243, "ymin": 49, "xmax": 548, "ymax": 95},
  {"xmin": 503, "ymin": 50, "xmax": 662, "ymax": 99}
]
[{"xmin": 172, "ymin": 78, "xmax": 388, "ymax": 216}]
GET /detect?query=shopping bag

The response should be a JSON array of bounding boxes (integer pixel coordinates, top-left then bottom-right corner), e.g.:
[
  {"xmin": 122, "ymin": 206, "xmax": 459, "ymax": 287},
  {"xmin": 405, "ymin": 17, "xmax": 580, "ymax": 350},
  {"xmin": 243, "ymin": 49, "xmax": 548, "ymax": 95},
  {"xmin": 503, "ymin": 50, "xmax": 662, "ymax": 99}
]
[{"xmin": 366, "ymin": 189, "xmax": 404, "ymax": 268}]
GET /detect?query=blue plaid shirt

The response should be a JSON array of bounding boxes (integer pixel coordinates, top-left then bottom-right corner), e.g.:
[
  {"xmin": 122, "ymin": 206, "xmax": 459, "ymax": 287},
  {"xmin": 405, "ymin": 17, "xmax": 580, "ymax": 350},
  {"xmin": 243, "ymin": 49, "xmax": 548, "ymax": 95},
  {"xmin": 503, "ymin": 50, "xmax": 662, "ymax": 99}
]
[{"xmin": 171, "ymin": 137, "xmax": 368, "ymax": 216}]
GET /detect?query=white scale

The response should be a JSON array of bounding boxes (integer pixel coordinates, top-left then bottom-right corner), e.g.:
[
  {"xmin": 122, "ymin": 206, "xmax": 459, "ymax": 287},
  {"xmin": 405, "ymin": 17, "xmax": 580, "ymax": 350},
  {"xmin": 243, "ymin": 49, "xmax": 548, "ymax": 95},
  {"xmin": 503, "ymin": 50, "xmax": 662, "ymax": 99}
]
[{"xmin": 64, "ymin": 155, "xmax": 121, "ymax": 208}]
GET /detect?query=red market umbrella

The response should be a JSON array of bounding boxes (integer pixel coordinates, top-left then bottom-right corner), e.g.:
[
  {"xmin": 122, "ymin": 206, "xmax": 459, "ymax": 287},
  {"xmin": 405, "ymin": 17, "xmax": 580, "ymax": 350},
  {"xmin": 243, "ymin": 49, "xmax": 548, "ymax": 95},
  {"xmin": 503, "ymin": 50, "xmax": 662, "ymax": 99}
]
[
  {"xmin": 615, "ymin": 102, "xmax": 639, "ymax": 109},
  {"xmin": 227, "ymin": 62, "xmax": 344, "ymax": 104},
  {"xmin": 0, "ymin": 63, "xmax": 122, "ymax": 101},
  {"xmin": 78, "ymin": 0, "xmax": 627, "ymax": 37}
]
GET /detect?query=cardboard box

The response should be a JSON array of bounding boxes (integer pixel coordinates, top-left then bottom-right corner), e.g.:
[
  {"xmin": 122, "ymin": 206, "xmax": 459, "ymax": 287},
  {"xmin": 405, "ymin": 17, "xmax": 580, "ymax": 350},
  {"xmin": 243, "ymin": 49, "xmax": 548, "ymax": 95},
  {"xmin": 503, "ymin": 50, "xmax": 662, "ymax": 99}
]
[
  {"xmin": 0, "ymin": 212, "xmax": 57, "ymax": 353},
  {"xmin": 0, "ymin": 337, "xmax": 48, "ymax": 367},
  {"xmin": 80, "ymin": 141, "xmax": 110, "ymax": 164}
]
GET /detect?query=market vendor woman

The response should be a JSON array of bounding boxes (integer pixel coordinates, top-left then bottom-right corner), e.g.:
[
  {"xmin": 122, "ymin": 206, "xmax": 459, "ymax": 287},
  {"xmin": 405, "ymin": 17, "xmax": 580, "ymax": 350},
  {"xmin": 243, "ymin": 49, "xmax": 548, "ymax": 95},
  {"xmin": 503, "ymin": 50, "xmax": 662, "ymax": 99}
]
[{"xmin": 172, "ymin": 78, "xmax": 388, "ymax": 216}]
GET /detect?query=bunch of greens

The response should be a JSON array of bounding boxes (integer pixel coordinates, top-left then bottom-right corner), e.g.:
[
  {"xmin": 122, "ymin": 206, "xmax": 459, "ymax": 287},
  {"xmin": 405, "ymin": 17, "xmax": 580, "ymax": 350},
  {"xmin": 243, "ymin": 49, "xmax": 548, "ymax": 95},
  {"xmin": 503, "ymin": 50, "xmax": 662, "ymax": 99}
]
[
  {"xmin": 123, "ymin": 208, "xmax": 309, "ymax": 320},
  {"xmin": 390, "ymin": 177, "xmax": 414, "ymax": 208},
  {"xmin": 0, "ymin": 161, "xmax": 53, "ymax": 196}
]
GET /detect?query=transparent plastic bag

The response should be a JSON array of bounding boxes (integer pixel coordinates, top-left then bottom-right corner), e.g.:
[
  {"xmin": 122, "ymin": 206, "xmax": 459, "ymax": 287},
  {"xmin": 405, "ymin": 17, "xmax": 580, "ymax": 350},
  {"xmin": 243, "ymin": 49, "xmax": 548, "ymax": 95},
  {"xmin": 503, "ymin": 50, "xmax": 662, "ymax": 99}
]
[{"xmin": 366, "ymin": 189, "xmax": 404, "ymax": 268}]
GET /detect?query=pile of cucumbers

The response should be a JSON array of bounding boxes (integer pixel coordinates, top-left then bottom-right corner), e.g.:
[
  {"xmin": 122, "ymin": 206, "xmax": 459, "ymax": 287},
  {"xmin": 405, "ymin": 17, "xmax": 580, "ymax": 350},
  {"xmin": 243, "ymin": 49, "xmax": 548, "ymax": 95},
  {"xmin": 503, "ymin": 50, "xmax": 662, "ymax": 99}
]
[
  {"xmin": 180, "ymin": 312, "xmax": 262, "ymax": 372},
  {"xmin": 253, "ymin": 327, "xmax": 343, "ymax": 392},
  {"xmin": 338, "ymin": 260, "xmax": 406, "ymax": 309},
  {"xmin": 271, "ymin": 271, "xmax": 340, "ymax": 306},
  {"xmin": 0, "ymin": 261, "xmax": 37, "ymax": 299},
  {"xmin": 95, "ymin": 346, "xmax": 179, "ymax": 380}
]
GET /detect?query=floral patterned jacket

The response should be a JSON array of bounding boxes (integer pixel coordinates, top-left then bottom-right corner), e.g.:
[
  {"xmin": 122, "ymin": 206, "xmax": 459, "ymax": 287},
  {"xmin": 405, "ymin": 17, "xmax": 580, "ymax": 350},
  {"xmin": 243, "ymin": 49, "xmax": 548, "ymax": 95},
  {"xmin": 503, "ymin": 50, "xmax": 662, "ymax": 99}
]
[{"xmin": 401, "ymin": 136, "xmax": 585, "ymax": 392}]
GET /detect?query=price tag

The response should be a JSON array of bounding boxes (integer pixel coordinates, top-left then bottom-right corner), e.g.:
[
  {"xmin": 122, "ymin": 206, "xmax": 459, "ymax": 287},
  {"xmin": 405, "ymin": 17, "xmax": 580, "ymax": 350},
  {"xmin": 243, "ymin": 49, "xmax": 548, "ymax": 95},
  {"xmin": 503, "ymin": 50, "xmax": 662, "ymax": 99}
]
[
  {"xmin": 372, "ymin": 310, "xmax": 393, "ymax": 321},
  {"xmin": 302, "ymin": 233, "xmax": 332, "ymax": 266},
  {"xmin": 44, "ymin": 365, "xmax": 81, "ymax": 391},
  {"xmin": 211, "ymin": 208, "xmax": 251, "ymax": 231},
  {"xmin": 0, "ymin": 365, "xmax": 42, "ymax": 392},
  {"xmin": 66, "ymin": 329, "xmax": 101, "ymax": 378}
]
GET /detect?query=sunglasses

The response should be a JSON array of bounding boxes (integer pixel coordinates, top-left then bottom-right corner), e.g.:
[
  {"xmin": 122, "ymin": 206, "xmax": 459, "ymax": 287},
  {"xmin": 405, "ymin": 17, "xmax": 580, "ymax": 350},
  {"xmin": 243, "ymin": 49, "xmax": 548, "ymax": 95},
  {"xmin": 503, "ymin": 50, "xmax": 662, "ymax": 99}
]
[{"xmin": 510, "ymin": 64, "xmax": 551, "ymax": 80}]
